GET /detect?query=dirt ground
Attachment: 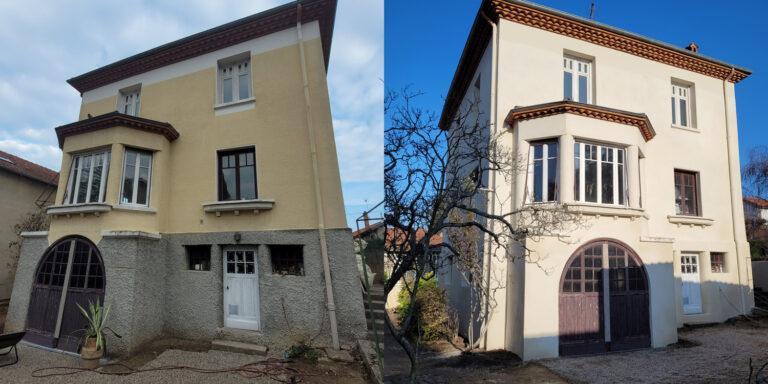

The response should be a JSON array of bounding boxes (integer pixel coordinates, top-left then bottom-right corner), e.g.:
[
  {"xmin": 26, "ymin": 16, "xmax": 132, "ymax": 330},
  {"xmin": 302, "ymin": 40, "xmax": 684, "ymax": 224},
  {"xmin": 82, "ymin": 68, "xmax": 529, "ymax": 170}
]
[
  {"xmin": 0, "ymin": 338, "xmax": 372, "ymax": 384},
  {"xmin": 386, "ymin": 317, "xmax": 768, "ymax": 383}
]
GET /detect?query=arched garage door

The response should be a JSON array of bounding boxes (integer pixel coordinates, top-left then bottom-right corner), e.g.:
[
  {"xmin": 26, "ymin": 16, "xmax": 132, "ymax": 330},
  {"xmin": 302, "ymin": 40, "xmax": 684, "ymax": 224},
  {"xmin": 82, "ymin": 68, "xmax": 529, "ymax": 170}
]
[
  {"xmin": 25, "ymin": 237, "xmax": 105, "ymax": 353},
  {"xmin": 559, "ymin": 239, "xmax": 650, "ymax": 356}
]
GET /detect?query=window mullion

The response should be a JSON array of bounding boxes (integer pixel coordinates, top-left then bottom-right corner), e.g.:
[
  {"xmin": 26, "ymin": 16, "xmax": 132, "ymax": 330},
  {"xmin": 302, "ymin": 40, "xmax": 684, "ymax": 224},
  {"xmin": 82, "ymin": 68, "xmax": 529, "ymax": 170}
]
[
  {"xmin": 579, "ymin": 143, "xmax": 585, "ymax": 202},
  {"xmin": 85, "ymin": 155, "xmax": 95, "ymax": 203},
  {"xmin": 613, "ymin": 148, "xmax": 619, "ymax": 205},
  {"xmin": 98, "ymin": 153, "xmax": 107, "ymax": 203},
  {"xmin": 132, "ymin": 153, "xmax": 140, "ymax": 204},
  {"xmin": 542, "ymin": 144, "xmax": 549, "ymax": 202},
  {"xmin": 596, "ymin": 146, "xmax": 602, "ymax": 203}
]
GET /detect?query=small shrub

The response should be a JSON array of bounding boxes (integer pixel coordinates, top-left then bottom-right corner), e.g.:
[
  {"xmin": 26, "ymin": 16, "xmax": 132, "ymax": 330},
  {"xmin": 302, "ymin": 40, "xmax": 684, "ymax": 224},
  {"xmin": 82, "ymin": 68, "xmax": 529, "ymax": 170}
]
[
  {"xmin": 284, "ymin": 341, "xmax": 320, "ymax": 363},
  {"xmin": 396, "ymin": 274, "xmax": 455, "ymax": 342}
]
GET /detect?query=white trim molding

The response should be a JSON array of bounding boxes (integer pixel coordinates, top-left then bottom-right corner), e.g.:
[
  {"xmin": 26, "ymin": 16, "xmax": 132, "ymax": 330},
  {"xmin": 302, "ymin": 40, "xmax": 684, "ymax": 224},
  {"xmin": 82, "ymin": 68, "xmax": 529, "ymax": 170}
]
[
  {"xmin": 20, "ymin": 231, "xmax": 49, "ymax": 238},
  {"xmin": 202, "ymin": 199, "xmax": 275, "ymax": 216},
  {"xmin": 565, "ymin": 202, "xmax": 646, "ymax": 219},
  {"xmin": 214, "ymin": 97, "xmax": 256, "ymax": 116},
  {"xmin": 47, "ymin": 203, "xmax": 112, "ymax": 217},
  {"xmin": 101, "ymin": 230, "xmax": 161, "ymax": 240},
  {"xmin": 667, "ymin": 215, "xmax": 714, "ymax": 227}
]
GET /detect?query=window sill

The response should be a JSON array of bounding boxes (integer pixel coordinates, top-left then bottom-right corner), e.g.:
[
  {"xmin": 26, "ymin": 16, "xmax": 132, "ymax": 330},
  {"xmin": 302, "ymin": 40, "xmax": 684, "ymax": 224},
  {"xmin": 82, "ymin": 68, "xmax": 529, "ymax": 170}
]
[
  {"xmin": 565, "ymin": 202, "xmax": 647, "ymax": 220},
  {"xmin": 113, "ymin": 204, "xmax": 157, "ymax": 214},
  {"xmin": 667, "ymin": 215, "xmax": 714, "ymax": 227},
  {"xmin": 214, "ymin": 97, "xmax": 256, "ymax": 116},
  {"xmin": 47, "ymin": 203, "xmax": 112, "ymax": 218},
  {"xmin": 671, "ymin": 124, "xmax": 698, "ymax": 133},
  {"xmin": 202, "ymin": 199, "xmax": 275, "ymax": 216}
]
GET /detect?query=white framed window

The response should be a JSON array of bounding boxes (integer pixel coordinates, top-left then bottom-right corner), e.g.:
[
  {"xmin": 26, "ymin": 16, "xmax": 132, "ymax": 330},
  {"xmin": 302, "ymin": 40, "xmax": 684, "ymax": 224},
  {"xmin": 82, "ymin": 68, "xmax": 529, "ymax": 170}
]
[
  {"xmin": 671, "ymin": 83, "xmax": 693, "ymax": 127},
  {"xmin": 528, "ymin": 141, "xmax": 559, "ymax": 203},
  {"xmin": 563, "ymin": 55, "xmax": 592, "ymax": 103},
  {"xmin": 218, "ymin": 56, "xmax": 251, "ymax": 104},
  {"xmin": 574, "ymin": 142, "xmax": 627, "ymax": 205},
  {"xmin": 118, "ymin": 86, "xmax": 141, "ymax": 116},
  {"xmin": 120, "ymin": 148, "xmax": 153, "ymax": 206},
  {"xmin": 63, "ymin": 151, "xmax": 110, "ymax": 205}
]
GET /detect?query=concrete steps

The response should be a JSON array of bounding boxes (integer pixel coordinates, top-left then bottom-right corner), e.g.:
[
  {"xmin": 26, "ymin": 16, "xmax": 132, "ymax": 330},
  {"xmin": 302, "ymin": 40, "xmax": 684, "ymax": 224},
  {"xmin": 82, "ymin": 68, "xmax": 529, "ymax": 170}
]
[
  {"xmin": 211, "ymin": 339, "xmax": 268, "ymax": 355},
  {"xmin": 363, "ymin": 284, "xmax": 386, "ymax": 351}
]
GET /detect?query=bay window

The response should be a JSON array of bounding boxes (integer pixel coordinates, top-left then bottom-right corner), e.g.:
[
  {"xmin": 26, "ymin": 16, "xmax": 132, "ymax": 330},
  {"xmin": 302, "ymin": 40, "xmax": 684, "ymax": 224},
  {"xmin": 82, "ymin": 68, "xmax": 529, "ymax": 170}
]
[
  {"xmin": 120, "ymin": 148, "xmax": 153, "ymax": 206},
  {"xmin": 63, "ymin": 151, "xmax": 110, "ymax": 205},
  {"xmin": 574, "ymin": 142, "xmax": 626, "ymax": 205},
  {"xmin": 563, "ymin": 55, "xmax": 592, "ymax": 104},
  {"xmin": 528, "ymin": 141, "xmax": 558, "ymax": 203}
]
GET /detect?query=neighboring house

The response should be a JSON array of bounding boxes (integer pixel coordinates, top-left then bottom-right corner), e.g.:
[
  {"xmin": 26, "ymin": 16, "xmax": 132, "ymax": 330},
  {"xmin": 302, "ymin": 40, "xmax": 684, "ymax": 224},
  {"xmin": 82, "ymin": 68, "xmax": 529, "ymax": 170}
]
[
  {"xmin": 7, "ymin": 0, "xmax": 366, "ymax": 357},
  {"xmin": 352, "ymin": 215, "xmax": 385, "ymax": 284},
  {"xmin": 384, "ymin": 228, "xmax": 443, "ymax": 310},
  {"xmin": 437, "ymin": 0, "xmax": 754, "ymax": 360},
  {"xmin": 744, "ymin": 196, "xmax": 768, "ymax": 224},
  {"xmin": 0, "ymin": 151, "xmax": 58, "ymax": 303}
]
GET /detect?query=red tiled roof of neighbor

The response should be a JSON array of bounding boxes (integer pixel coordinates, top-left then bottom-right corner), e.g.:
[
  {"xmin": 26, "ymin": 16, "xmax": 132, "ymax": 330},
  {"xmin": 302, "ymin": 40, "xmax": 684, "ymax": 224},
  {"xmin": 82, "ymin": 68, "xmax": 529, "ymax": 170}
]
[
  {"xmin": 385, "ymin": 228, "xmax": 443, "ymax": 249},
  {"xmin": 352, "ymin": 221, "xmax": 385, "ymax": 238},
  {"xmin": 0, "ymin": 150, "xmax": 59, "ymax": 187},
  {"xmin": 67, "ymin": 0, "xmax": 337, "ymax": 94},
  {"xmin": 745, "ymin": 196, "xmax": 768, "ymax": 209}
]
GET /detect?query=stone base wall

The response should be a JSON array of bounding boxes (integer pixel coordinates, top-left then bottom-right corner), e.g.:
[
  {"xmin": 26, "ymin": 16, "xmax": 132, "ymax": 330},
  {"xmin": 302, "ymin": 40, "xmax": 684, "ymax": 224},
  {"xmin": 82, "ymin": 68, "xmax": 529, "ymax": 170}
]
[{"xmin": 7, "ymin": 229, "xmax": 366, "ymax": 356}]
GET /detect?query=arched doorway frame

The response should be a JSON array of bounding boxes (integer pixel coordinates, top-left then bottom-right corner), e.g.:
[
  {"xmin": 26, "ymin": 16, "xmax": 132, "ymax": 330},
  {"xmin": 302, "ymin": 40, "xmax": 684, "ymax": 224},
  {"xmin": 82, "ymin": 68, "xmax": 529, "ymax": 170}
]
[
  {"xmin": 558, "ymin": 238, "xmax": 650, "ymax": 356},
  {"xmin": 25, "ymin": 236, "xmax": 106, "ymax": 352}
]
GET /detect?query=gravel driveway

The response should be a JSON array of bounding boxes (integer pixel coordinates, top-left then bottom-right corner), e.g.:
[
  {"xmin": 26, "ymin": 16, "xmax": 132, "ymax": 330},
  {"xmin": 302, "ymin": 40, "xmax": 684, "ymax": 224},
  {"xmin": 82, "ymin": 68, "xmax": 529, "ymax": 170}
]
[
  {"xmin": 0, "ymin": 342, "xmax": 369, "ymax": 384},
  {"xmin": 541, "ymin": 319, "xmax": 768, "ymax": 384}
]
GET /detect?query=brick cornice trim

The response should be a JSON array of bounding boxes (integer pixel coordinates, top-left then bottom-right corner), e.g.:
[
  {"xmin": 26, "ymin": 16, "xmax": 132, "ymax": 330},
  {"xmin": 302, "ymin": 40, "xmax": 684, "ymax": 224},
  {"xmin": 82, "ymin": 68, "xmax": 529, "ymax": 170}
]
[
  {"xmin": 67, "ymin": 0, "xmax": 336, "ymax": 94},
  {"xmin": 55, "ymin": 112, "xmax": 180, "ymax": 148},
  {"xmin": 492, "ymin": 0, "xmax": 750, "ymax": 83},
  {"xmin": 505, "ymin": 101, "xmax": 656, "ymax": 141}
]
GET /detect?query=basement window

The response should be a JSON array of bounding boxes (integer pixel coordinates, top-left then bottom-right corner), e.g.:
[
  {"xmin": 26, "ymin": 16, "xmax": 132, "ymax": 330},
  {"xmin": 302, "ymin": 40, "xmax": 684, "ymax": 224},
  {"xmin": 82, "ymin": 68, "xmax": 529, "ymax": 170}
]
[
  {"xmin": 186, "ymin": 245, "xmax": 211, "ymax": 271},
  {"xmin": 270, "ymin": 245, "xmax": 304, "ymax": 276},
  {"xmin": 710, "ymin": 252, "xmax": 726, "ymax": 273}
]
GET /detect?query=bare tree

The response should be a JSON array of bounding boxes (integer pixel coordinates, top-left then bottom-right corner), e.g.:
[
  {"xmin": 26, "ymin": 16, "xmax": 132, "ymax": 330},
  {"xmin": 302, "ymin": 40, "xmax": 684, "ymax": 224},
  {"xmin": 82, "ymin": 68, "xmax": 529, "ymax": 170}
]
[
  {"xmin": 384, "ymin": 89, "xmax": 583, "ymax": 382},
  {"xmin": 744, "ymin": 146, "xmax": 768, "ymax": 199}
]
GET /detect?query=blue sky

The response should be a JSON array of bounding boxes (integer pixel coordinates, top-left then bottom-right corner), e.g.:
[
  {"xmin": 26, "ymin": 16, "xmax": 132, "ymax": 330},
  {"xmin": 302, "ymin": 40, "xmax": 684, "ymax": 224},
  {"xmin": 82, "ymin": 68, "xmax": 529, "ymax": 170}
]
[
  {"xmin": 0, "ymin": 0, "xmax": 382, "ymax": 228},
  {"xmin": 386, "ymin": 0, "xmax": 767, "ymax": 193}
]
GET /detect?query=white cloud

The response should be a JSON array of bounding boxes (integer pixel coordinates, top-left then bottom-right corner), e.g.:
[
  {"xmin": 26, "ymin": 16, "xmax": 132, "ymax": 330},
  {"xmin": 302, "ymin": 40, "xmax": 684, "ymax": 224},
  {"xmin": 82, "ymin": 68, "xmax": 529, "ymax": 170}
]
[{"xmin": 0, "ymin": 0, "xmax": 383, "ymax": 226}]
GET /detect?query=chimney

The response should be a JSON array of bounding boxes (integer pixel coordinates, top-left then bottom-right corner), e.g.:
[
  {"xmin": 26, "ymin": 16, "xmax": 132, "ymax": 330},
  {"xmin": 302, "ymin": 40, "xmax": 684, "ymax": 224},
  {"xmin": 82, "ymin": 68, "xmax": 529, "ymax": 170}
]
[
  {"xmin": 363, "ymin": 211, "xmax": 370, "ymax": 227},
  {"xmin": 685, "ymin": 42, "xmax": 699, "ymax": 53}
]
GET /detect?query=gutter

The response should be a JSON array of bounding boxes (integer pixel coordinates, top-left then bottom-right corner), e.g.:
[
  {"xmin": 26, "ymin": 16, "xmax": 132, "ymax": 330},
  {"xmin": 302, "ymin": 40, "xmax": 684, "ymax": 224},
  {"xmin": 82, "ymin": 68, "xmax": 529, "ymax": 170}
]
[
  {"xmin": 297, "ymin": 3, "xmax": 340, "ymax": 349},
  {"xmin": 722, "ymin": 67, "xmax": 748, "ymax": 314}
]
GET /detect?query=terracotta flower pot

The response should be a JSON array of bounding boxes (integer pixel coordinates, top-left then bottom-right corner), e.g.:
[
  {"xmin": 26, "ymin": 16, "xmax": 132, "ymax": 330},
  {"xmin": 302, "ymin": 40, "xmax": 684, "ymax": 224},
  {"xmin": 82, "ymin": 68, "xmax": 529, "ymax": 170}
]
[{"xmin": 80, "ymin": 337, "xmax": 103, "ymax": 369}]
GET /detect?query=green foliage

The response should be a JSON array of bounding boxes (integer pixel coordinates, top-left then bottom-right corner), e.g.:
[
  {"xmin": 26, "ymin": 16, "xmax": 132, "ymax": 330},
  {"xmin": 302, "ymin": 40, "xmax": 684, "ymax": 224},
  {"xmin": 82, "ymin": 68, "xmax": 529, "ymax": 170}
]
[
  {"xmin": 751, "ymin": 239, "xmax": 768, "ymax": 261},
  {"xmin": 77, "ymin": 300, "xmax": 110, "ymax": 351},
  {"xmin": 7, "ymin": 208, "xmax": 50, "ymax": 270},
  {"xmin": 396, "ymin": 274, "xmax": 455, "ymax": 342},
  {"xmin": 285, "ymin": 341, "xmax": 320, "ymax": 363}
]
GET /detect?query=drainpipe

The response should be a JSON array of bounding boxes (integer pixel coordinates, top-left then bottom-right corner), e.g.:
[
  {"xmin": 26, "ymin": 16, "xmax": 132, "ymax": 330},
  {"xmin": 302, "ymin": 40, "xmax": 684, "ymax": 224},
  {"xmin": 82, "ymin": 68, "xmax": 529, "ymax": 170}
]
[
  {"xmin": 722, "ymin": 67, "xmax": 747, "ymax": 314},
  {"xmin": 479, "ymin": 10, "xmax": 499, "ymax": 350},
  {"xmin": 297, "ymin": 3, "xmax": 340, "ymax": 350}
]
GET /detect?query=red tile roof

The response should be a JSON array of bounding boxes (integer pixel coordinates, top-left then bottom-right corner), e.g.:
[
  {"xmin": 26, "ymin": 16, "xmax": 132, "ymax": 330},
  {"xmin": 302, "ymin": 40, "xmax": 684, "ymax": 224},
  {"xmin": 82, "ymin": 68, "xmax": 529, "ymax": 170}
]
[
  {"xmin": 0, "ymin": 150, "xmax": 59, "ymax": 187},
  {"xmin": 745, "ymin": 196, "xmax": 768, "ymax": 209},
  {"xmin": 352, "ymin": 221, "xmax": 385, "ymax": 238},
  {"xmin": 385, "ymin": 228, "xmax": 443, "ymax": 250}
]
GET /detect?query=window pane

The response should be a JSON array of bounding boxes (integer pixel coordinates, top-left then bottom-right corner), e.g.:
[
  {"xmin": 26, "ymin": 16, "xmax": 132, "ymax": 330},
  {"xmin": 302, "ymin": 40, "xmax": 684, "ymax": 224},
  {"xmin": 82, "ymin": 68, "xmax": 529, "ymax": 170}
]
[
  {"xmin": 671, "ymin": 97, "xmax": 677, "ymax": 125},
  {"xmin": 222, "ymin": 78, "xmax": 233, "ymax": 103},
  {"xmin": 585, "ymin": 157, "xmax": 597, "ymax": 202},
  {"xmin": 137, "ymin": 164, "xmax": 149, "ymax": 205},
  {"xmin": 578, "ymin": 75, "xmax": 588, "ymax": 103},
  {"xmin": 680, "ymin": 99, "xmax": 688, "ymax": 127},
  {"xmin": 122, "ymin": 151, "xmax": 137, "ymax": 204},
  {"xmin": 618, "ymin": 164, "xmax": 625, "ymax": 205},
  {"xmin": 68, "ymin": 157, "xmax": 80, "ymax": 204},
  {"xmin": 89, "ymin": 155, "xmax": 103, "ymax": 203},
  {"xmin": 533, "ymin": 144, "xmax": 543, "ymax": 160},
  {"xmin": 77, "ymin": 155, "xmax": 92, "ymax": 204},
  {"xmin": 239, "ymin": 165, "xmax": 256, "ymax": 200},
  {"xmin": 574, "ymin": 155, "xmax": 580, "ymax": 201},
  {"xmin": 221, "ymin": 168, "xmax": 236, "ymax": 200},
  {"xmin": 602, "ymin": 158, "xmax": 613, "ymax": 204},
  {"xmin": 547, "ymin": 157, "xmax": 557, "ymax": 201},
  {"xmin": 533, "ymin": 159, "xmax": 543, "ymax": 202},
  {"xmin": 239, "ymin": 73, "xmax": 250, "ymax": 100},
  {"xmin": 563, "ymin": 72, "xmax": 572, "ymax": 100}
]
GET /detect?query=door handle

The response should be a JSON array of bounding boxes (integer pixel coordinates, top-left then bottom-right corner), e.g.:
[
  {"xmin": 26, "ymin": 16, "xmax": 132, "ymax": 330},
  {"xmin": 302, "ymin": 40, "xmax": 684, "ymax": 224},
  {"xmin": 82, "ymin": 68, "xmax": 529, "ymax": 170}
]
[{"xmin": 226, "ymin": 286, "xmax": 229, "ymax": 290}]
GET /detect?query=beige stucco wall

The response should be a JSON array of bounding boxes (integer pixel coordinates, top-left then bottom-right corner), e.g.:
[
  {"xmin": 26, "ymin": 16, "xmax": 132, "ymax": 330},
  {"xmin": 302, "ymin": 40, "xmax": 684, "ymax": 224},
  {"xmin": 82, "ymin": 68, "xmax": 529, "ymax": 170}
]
[
  {"xmin": 0, "ymin": 171, "xmax": 55, "ymax": 300},
  {"xmin": 443, "ymin": 17, "xmax": 754, "ymax": 360},
  {"xmin": 48, "ymin": 24, "xmax": 346, "ymax": 246}
]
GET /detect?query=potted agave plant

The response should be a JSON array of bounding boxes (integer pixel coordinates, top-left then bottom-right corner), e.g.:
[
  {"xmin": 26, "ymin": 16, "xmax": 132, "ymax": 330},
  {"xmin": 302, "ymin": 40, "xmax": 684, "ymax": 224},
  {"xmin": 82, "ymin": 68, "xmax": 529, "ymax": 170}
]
[{"xmin": 77, "ymin": 300, "xmax": 110, "ymax": 369}]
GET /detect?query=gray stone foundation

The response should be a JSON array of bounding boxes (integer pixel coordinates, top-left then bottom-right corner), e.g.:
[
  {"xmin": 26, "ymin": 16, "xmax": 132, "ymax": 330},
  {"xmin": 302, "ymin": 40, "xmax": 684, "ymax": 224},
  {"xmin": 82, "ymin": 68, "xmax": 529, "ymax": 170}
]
[{"xmin": 7, "ymin": 229, "xmax": 367, "ymax": 356}]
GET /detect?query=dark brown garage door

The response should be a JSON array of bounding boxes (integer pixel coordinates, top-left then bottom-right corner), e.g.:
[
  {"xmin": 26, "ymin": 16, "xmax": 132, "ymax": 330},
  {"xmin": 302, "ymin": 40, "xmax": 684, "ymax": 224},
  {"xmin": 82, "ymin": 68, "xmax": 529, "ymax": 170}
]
[
  {"xmin": 559, "ymin": 239, "xmax": 650, "ymax": 356},
  {"xmin": 25, "ymin": 237, "xmax": 105, "ymax": 353}
]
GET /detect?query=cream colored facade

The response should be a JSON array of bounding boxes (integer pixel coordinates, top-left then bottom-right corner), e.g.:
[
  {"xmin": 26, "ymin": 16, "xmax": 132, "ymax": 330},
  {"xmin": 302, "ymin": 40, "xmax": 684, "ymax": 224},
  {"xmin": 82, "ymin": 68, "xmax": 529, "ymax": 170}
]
[
  {"xmin": 48, "ymin": 21, "xmax": 345, "ymax": 244},
  {"xmin": 439, "ymin": 3, "xmax": 753, "ymax": 360}
]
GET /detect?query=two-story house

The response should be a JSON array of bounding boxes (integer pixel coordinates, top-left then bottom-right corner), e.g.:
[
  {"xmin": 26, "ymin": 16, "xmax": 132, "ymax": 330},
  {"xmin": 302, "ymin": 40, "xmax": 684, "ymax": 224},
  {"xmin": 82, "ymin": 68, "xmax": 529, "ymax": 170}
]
[
  {"xmin": 0, "ymin": 151, "xmax": 57, "ymax": 304},
  {"xmin": 437, "ymin": 0, "xmax": 754, "ymax": 360},
  {"xmin": 6, "ymin": 0, "xmax": 367, "ymax": 356}
]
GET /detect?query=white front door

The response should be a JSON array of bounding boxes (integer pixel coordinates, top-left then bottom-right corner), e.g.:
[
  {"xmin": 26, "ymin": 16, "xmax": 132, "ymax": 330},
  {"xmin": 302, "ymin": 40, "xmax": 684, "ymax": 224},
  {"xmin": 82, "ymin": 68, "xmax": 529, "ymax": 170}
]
[
  {"xmin": 223, "ymin": 248, "xmax": 260, "ymax": 330},
  {"xmin": 680, "ymin": 253, "xmax": 702, "ymax": 314}
]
